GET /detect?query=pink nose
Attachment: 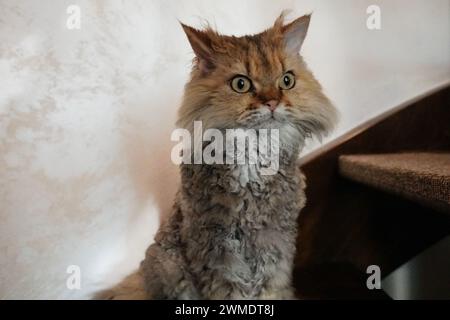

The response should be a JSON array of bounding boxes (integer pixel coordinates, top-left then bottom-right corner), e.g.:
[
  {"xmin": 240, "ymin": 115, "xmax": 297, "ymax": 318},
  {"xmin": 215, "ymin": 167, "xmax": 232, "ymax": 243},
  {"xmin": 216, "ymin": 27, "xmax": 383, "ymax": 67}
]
[{"xmin": 265, "ymin": 100, "xmax": 279, "ymax": 111}]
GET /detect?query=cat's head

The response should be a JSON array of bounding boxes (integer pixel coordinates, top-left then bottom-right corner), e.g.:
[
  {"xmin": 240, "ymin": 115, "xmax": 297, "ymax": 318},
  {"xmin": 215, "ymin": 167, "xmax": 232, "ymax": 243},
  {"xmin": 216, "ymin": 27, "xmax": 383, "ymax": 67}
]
[{"xmin": 177, "ymin": 13, "xmax": 337, "ymax": 149}]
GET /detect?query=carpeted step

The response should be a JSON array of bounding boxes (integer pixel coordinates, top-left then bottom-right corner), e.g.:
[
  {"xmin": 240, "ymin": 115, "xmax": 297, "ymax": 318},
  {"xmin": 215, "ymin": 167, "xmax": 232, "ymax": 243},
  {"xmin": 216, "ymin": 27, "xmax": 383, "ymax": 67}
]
[{"xmin": 339, "ymin": 152, "xmax": 450, "ymax": 213}]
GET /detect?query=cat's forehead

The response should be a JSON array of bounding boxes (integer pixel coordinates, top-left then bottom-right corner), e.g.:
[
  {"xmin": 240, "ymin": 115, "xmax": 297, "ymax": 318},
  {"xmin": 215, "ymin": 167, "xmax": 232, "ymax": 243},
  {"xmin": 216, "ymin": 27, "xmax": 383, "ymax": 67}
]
[{"xmin": 220, "ymin": 34, "xmax": 286, "ymax": 81}]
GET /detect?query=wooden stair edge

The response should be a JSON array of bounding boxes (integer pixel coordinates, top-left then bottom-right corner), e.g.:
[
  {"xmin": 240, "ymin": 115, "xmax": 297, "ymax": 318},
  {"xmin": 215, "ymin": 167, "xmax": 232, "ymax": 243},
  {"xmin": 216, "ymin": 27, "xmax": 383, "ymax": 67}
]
[
  {"xmin": 338, "ymin": 152, "xmax": 450, "ymax": 214},
  {"xmin": 299, "ymin": 81, "xmax": 450, "ymax": 167}
]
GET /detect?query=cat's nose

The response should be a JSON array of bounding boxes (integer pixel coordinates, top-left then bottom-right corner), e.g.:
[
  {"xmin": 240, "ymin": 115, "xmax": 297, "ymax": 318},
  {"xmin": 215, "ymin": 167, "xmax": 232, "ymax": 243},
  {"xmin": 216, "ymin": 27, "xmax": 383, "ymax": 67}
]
[{"xmin": 264, "ymin": 100, "xmax": 279, "ymax": 111}]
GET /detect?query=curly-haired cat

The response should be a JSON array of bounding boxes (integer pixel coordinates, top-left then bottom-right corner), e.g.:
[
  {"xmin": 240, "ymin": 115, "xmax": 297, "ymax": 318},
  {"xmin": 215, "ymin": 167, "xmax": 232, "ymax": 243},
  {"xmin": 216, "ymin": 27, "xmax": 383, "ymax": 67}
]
[{"xmin": 95, "ymin": 12, "xmax": 337, "ymax": 300}]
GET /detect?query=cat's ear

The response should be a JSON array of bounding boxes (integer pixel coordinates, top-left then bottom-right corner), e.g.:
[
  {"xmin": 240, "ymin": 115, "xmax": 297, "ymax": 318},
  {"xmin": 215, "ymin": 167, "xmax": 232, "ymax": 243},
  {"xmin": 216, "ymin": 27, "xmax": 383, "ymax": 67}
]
[
  {"xmin": 180, "ymin": 23, "xmax": 215, "ymax": 74},
  {"xmin": 281, "ymin": 14, "xmax": 311, "ymax": 55}
]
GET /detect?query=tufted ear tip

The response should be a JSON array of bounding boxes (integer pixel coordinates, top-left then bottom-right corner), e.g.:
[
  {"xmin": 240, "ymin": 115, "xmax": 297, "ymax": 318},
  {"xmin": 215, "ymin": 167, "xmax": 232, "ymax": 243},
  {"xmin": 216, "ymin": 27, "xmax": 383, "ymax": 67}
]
[
  {"xmin": 280, "ymin": 13, "xmax": 312, "ymax": 55},
  {"xmin": 180, "ymin": 21, "xmax": 216, "ymax": 74}
]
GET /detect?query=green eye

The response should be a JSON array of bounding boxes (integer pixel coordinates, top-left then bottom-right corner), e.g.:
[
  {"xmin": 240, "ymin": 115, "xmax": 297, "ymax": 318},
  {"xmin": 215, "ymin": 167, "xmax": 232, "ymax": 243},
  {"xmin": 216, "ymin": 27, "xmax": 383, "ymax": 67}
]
[
  {"xmin": 230, "ymin": 75, "xmax": 252, "ymax": 93},
  {"xmin": 279, "ymin": 72, "xmax": 295, "ymax": 90}
]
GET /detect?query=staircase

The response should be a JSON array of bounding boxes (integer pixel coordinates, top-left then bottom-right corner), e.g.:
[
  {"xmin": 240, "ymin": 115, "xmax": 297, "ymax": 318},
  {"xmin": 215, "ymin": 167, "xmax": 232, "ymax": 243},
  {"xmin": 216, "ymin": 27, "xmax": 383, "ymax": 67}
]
[
  {"xmin": 293, "ymin": 85, "xmax": 450, "ymax": 299},
  {"xmin": 338, "ymin": 152, "xmax": 450, "ymax": 299},
  {"xmin": 339, "ymin": 152, "xmax": 450, "ymax": 214}
]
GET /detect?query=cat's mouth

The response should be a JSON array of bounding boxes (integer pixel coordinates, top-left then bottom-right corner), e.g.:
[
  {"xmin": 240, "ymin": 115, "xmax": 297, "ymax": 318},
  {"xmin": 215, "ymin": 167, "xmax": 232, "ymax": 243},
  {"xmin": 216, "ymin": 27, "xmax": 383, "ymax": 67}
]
[
  {"xmin": 258, "ymin": 115, "xmax": 283, "ymax": 127},
  {"xmin": 237, "ymin": 105, "xmax": 291, "ymax": 129}
]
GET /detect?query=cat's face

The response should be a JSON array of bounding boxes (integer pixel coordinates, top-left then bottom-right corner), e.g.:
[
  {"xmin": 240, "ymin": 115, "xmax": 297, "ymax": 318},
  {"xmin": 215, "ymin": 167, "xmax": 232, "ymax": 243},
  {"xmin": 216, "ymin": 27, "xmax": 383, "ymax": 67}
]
[{"xmin": 177, "ymin": 14, "xmax": 337, "ymax": 146}]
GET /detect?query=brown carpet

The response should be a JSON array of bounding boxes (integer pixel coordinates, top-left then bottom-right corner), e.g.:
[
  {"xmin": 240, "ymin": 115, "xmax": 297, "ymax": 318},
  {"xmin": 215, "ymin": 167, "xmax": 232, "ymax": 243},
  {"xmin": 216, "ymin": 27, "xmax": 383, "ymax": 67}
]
[{"xmin": 339, "ymin": 152, "xmax": 450, "ymax": 213}]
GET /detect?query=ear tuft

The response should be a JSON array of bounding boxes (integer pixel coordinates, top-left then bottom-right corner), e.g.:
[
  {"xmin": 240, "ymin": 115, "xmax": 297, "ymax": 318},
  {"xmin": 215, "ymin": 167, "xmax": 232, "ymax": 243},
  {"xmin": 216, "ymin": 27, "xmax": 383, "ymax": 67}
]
[
  {"xmin": 180, "ymin": 22, "xmax": 215, "ymax": 74},
  {"xmin": 281, "ymin": 14, "xmax": 311, "ymax": 55}
]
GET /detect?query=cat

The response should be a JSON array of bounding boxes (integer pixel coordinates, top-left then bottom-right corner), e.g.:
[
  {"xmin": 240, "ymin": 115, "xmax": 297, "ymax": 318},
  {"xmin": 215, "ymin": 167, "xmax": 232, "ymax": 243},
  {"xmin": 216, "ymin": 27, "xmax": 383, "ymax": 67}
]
[{"xmin": 95, "ymin": 12, "xmax": 337, "ymax": 300}]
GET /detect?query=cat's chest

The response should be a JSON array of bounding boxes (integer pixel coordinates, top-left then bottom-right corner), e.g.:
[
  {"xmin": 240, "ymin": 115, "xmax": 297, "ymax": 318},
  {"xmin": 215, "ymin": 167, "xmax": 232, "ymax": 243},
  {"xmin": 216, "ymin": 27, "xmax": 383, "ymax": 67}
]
[
  {"xmin": 229, "ymin": 182, "xmax": 301, "ymax": 254},
  {"xmin": 224, "ymin": 210, "xmax": 294, "ymax": 292},
  {"xmin": 233, "ymin": 172, "xmax": 303, "ymax": 225}
]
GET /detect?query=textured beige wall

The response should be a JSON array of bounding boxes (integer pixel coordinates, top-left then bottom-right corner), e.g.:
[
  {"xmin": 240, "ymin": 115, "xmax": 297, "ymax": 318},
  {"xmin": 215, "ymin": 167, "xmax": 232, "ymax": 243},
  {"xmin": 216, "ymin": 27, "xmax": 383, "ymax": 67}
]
[{"xmin": 1, "ymin": 0, "xmax": 449, "ymax": 299}]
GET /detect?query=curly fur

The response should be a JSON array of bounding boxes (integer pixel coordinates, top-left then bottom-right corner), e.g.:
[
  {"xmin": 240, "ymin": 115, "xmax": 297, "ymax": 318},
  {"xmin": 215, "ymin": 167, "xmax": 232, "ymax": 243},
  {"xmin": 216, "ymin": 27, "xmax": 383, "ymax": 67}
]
[{"xmin": 95, "ymin": 12, "xmax": 337, "ymax": 300}]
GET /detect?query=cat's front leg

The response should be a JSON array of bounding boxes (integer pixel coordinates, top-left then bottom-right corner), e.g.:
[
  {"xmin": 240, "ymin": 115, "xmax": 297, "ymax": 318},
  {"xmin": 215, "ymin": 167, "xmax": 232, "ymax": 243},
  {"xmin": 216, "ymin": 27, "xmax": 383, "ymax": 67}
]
[
  {"xmin": 256, "ymin": 247, "xmax": 297, "ymax": 300},
  {"xmin": 259, "ymin": 285, "xmax": 296, "ymax": 299},
  {"xmin": 192, "ymin": 249, "xmax": 255, "ymax": 299},
  {"xmin": 141, "ymin": 243, "xmax": 200, "ymax": 299}
]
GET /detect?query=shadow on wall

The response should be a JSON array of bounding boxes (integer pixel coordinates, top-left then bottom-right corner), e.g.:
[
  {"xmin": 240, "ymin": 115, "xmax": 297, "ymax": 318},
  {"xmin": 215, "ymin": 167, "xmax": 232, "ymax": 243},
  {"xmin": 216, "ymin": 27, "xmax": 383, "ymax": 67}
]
[
  {"xmin": 121, "ymin": 91, "xmax": 182, "ymax": 226},
  {"xmin": 122, "ymin": 113, "xmax": 180, "ymax": 225}
]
